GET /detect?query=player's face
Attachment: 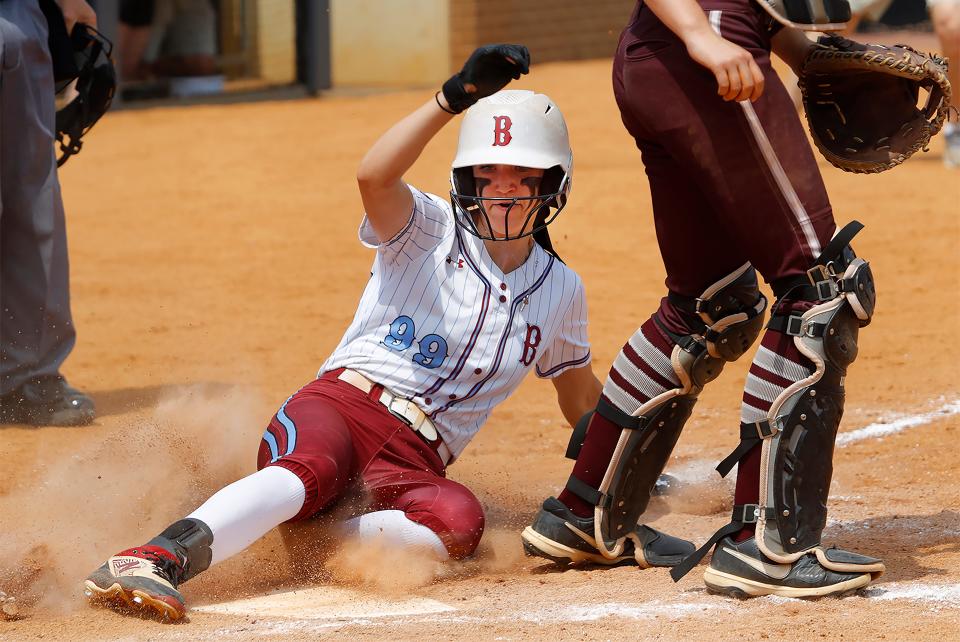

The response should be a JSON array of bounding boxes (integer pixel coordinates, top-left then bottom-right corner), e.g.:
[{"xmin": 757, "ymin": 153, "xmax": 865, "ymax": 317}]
[{"xmin": 471, "ymin": 164, "xmax": 545, "ymax": 239}]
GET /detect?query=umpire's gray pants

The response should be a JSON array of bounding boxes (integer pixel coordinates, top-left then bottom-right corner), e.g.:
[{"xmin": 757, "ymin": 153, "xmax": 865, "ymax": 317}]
[{"xmin": 0, "ymin": 0, "xmax": 75, "ymax": 394}]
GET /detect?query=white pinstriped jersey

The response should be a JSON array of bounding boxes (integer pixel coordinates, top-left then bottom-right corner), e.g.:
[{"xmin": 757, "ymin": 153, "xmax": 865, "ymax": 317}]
[{"xmin": 320, "ymin": 186, "xmax": 591, "ymax": 458}]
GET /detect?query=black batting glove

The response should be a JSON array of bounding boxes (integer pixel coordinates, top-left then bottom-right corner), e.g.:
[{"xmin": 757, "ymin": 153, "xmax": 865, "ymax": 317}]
[{"xmin": 441, "ymin": 44, "xmax": 531, "ymax": 114}]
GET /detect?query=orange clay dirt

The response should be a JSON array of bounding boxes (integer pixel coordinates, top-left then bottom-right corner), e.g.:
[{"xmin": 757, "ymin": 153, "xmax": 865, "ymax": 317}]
[{"xmin": 1, "ymin": 37, "xmax": 958, "ymax": 641}]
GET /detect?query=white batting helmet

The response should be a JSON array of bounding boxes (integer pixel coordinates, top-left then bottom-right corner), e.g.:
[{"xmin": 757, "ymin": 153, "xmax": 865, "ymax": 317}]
[{"xmin": 449, "ymin": 90, "xmax": 573, "ymax": 247}]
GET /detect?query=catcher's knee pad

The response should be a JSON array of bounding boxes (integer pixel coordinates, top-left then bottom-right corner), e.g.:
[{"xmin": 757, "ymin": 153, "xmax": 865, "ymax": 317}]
[
  {"xmin": 566, "ymin": 263, "xmax": 767, "ymax": 559},
  {"xmin": 671, "ymin": 221, "xmax": 879, "ymax": 581}
]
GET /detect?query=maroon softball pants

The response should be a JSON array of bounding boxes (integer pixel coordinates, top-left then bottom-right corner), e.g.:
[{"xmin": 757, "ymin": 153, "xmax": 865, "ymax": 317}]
[
  {"xmin": 614, "ymin": 0, "xmax": 837, "ymax": 301},
  {"xmin": 256, "ymin": 369, "xmax": 484, "ymax": 558}
]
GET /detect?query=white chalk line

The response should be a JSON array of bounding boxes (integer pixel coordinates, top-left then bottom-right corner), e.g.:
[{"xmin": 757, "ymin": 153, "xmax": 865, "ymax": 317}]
[
  {"xmin": 515, "ymin": 600, "xmax": 732, "ymax": 623},
  {"xmin": 825, "ymin": 515, "xmax": 960, "ymax": 538},
  {"xmin": 864, "ymin": 582, "xmax": 960, "ymax": 606},
  {"xmin": 764, "ymin": 582, "xmax": 960, "ymax": 611},
  {"xmin": 198, "ymin": 580, "xmax": 960, "ymax": 632},
  {"xmin": 837, "ymin": 398, "xmax": 960, "ymax": 447}
]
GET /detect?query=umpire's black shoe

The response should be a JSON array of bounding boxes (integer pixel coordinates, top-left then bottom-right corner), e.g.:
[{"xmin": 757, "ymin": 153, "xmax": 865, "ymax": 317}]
[
  {"xmin": 703, "ymin": 536, "xmax": 881, "ymax": 598},
  {"xmin": 521, "ymin": 496, "xmax": 694, "ymax": 568},
  {"xmin": 0, "ymin": 375, "xmax": 95, "ymax": 426}
]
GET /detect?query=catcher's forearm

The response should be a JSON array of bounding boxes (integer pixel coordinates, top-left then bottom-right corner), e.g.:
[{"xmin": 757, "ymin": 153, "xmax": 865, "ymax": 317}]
[{"xmin": 771, "ymin": 27, "xmax": 816, "ymax": 76}]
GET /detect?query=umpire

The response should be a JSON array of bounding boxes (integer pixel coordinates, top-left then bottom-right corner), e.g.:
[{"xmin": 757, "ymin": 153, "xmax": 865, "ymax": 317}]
[{"xmin": 0, "ymin": 0, "xmax": 97, "ymax": 426}]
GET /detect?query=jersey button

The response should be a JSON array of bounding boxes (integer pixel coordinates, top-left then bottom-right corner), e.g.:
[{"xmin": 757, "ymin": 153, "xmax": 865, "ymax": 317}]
[
  {"xmin": 424, "ymin": 398, "xmax": 432, "ymax": 405},
  {"xmin": 499, "ymin": 283, "xmax": 507, "ymax": 290},
  {"xmin": 448, "ymin": 394, "xmax": 457, "ymax": 400},
  {"xmin": 499, "ymin": 295, "xmax": 507, "ymax": 302},
  {"xmin": 474, "ymin": 368, "xmax": 482, "ymax": 375}
]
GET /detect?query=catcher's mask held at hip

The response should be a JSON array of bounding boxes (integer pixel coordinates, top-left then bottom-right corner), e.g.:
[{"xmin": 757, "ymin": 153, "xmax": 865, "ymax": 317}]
[{"xmin": 450, "ymin": 90, "xmax": 573, "ymax": 243}]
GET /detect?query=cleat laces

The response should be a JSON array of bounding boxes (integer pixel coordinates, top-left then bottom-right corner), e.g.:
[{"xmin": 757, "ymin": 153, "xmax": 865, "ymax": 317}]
[{"xmin": 123, "ymin": 547, "xmax": 185, "ymax": 586}]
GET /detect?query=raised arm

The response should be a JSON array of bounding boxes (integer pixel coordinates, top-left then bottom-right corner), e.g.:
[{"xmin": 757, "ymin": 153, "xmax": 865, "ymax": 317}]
[
  {"xmin": 356, "ymin": 44, "xmax": 531, "ymax": 243},
  {"xmin": 645, "ymin": 0, "xmax": 765, "ymax": 102},
  {"xmin": 355, "ymin": 99, "xmax": 455, "ymax": 243}
]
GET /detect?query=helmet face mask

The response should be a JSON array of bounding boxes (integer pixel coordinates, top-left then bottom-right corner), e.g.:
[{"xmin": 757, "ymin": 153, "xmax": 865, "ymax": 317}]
[
  {"xmin": 450, "ymin": 165, "xmax": 569, "ymax": 241},
  {"xmin": 450, "ymin": 90, "xmax": 572, "ymax": 243}
]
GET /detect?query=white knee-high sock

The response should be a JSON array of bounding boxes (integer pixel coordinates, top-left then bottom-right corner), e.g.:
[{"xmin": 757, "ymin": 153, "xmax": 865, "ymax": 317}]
[
  {"xmin": 340, "ymin": 510, "xmax": 448, "ymax": 560},
  {"xmin": 187, "ymin": 466, "xmax": 306, "ymax": 565}
]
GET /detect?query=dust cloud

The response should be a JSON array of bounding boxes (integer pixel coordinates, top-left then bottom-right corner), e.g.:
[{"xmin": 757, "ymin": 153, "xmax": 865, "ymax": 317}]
[{"xmin": 0, "ymin": 384, "xmax": 267, "ymax": 615}]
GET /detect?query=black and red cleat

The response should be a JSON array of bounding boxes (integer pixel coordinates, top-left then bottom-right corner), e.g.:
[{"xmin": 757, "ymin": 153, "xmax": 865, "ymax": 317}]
[{"xmin": 83, "ymin": 545, "xmax": 187, "ymax": 621}]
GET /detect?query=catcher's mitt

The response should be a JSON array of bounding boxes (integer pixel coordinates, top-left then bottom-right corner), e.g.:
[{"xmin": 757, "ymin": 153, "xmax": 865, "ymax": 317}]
[{"xmin": 799, "ymin": 34, "xmax": 952, "ymax": 174}]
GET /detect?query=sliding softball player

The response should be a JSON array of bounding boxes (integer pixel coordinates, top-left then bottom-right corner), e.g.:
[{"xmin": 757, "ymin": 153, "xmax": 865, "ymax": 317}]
[{"xmin": 82, "ymin": 44, "xmax": 692, "ymax": 622}]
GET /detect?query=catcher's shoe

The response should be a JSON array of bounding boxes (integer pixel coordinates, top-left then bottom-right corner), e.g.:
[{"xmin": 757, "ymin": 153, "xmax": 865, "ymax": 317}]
[
  {"xmin": 521, "ymin": 496, "xmax": 694, "ymax": 567},
  {"xmin": 83, "ymin": 545, "xmax": 187, "ymax": 621},
  {"xmin": 702, "ymin": 536, "xmax": 879, "ymax": 599}
]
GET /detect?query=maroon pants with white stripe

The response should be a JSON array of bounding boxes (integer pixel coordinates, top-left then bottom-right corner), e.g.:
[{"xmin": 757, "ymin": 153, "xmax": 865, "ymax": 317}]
[{"xmin": 613, "ymin": 0, "xmax": 835, "ymax": 298}]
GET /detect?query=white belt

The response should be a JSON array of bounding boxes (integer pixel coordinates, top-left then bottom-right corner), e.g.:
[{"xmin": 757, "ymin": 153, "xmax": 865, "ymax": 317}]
[{"xmin": 337, "ymin": 369, "xmax": 452, "ymax": 466}]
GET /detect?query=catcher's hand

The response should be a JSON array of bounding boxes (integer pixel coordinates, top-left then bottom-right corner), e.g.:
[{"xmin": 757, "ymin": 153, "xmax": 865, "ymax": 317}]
[
  {"xmin": 799, "ymin": 34, "xmax": 952, "ymax": 174},
  {"xmin": 441, "ymin": 44, "xmax": 531, "ymax": 114}
]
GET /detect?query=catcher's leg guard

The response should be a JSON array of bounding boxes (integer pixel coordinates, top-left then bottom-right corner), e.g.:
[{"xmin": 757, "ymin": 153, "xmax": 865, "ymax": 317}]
[
  {"xmin": 566, "ymin": 263, "xmax": 767, "ymax": 559},
  {"xmin": 672, "ymin": 221, "xmax": 885, "ymax": 583}
]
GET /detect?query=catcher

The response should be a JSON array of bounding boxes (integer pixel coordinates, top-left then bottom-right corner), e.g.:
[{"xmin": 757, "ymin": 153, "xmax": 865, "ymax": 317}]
[
  {"xmin": 81, "ymin": 44, "xmax": 693, "ymax": 622},
  {"xmin": 522, "ymin": 0, "xmax": 949, "ymax": 599}
]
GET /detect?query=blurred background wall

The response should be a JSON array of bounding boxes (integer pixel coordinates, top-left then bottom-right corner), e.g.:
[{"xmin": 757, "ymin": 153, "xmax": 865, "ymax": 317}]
[{"xmin": 96, "ymin": 0, "xmax": 933, "ymax": 101}]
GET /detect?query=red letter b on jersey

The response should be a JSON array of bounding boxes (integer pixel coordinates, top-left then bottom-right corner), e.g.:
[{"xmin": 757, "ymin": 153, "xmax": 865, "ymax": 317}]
[
  {"xmin": 520, "ymin": 324, "xmax": 542, "ymax": 366},
  {"xmin": 492, "ymin": 116, "xmax": 512, "ymax": 146}
]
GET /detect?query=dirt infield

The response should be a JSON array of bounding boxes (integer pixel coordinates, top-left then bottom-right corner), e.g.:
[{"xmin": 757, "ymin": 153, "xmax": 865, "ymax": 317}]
[{"xmin": 1, "ymin": 43, "xmax": 958, "ymax": 640}]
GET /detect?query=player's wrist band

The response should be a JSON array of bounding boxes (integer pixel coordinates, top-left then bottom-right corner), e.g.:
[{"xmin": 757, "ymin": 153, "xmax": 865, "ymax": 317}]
[{"xmin": 435, "ymin": 91, "xmax": 458, "ymax": 115}]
